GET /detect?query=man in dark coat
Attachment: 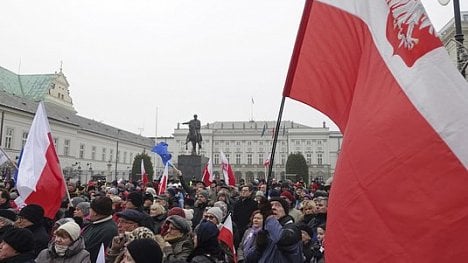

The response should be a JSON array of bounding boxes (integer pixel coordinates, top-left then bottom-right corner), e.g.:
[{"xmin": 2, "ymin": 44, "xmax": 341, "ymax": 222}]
[
  {"xmin": 82, "ymin": 196, "xmax": 118, "ymax": 263},
  {"xmin": 14, "ymin": 204, "xmax": 49, "ymax": 257},
  {"xmin": 232, "ymin": 184, "xmax": 258, "ymax": 247}
]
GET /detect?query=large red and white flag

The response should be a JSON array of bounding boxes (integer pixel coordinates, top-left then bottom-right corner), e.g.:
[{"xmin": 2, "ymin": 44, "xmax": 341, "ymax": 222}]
[
  {"xmin": 15, "ymin": 102, "xmax": 66, "ymax": 219},
  {"xmin": 218, "ymin": 214, "xmax": 236, "ymax": 262},
  {"xmin": 220, "ymin": 151, "xmax": 235, "ymax": 187},
  {"xmin": 284, "ymin": 0, "xmax": 468, "ymax": 262},
  {"xmin": 201, "ymin": 158, "xmax": 214, "ymax": 186},
  {"xmin": 158, "ymin": 163, "xmax": 169, "ymax": 195},
  {"xmin": 141, "ymin": 159, "xmax": 149, "ymax": 187}
]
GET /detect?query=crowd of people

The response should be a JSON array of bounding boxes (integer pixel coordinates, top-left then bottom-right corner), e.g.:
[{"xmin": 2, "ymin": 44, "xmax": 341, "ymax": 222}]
[{"xmin": 0, "ymin": 171, "xmax": 330, "ymax": 263}]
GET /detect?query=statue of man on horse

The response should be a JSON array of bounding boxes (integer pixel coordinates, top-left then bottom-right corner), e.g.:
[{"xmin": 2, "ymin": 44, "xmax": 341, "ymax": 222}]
[{"xmin": 183, "ymin": 114, "xmax": 202, "ymax": 155}]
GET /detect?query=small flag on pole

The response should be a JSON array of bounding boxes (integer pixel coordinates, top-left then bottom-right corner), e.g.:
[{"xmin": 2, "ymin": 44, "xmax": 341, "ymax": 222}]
[
  {"xmin": 158, "ymin": 163, "xmax": 169, "ymax": 195},
  {"xmin": 201, "ymin": 158, "xmax": 214, "ymax": 186},
  {"xmin": 141, "ymin": 159, "xmax": 149, "ymax": 186}
]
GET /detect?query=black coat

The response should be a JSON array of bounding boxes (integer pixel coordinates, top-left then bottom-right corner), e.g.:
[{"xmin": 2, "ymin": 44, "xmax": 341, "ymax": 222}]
[
  {"xmin": 25, "ymin": 224, "xmax": 50, "ymax": 257},
  {"xmin": 232, "ymin": 197, "xmax": 258, "ymax": 245}
]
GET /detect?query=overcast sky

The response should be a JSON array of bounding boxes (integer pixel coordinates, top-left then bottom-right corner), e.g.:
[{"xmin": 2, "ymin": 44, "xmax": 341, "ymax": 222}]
[{"xmin": 1, "ymin": 0, "xmax": 466, "ymax": 137}]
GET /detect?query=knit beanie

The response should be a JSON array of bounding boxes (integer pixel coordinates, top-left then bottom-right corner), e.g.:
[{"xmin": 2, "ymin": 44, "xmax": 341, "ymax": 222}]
[
  {"xmin": 3, "ymin": 228, "xmax": 34, "ymax": 253},
  {"xmin": 127, "ymin": 238, "xmax": 163, "ymax": 263},
  {"xmin": 269, "ymin": 197, "xmax": 290, "ymax": 215},
  {"xmin": 71, "ymin": 197, "xmax": 85, "ymax": 207},
  {"xmin": 127, "ymin": 192, "xmax": 144, "ymax": 208},
  {"xmin": 206, "ymin": 207, "xmax": 223, "ymax": 223},
  {"xmin": 166, "ymin": 215, "xmax": 191, "ymax": 234},
  {"xmin": 167, "ymin": 207, "xmax": 185, "ymax": 218},
  {"xmin": 57, "ymin": 222, "xmax": 81, "ymax": 241},
  {"xmin": 90, "ymin": 196, "xmax": 113, "ymax": 216},
  {"xmin": 213, "ymin": 201, "xmax": 227, "ymax": 218},
  {"xmin": 76, "ymin": 202, "xmax": 90, "ymax": 216},
  {"xmin": 280, "ymin": 191, "xmax": 295, "ymax": 204},
  {"xmin": 199, "ymin": 190, "xmax": 209, "ymax": 199},
  {"xmin": 196, "ymin": 221, "xmax": 219, "ymax": 245},
  {"xmin": 18, "ymin": 204, "xmax": 44, "ymax": 225}
]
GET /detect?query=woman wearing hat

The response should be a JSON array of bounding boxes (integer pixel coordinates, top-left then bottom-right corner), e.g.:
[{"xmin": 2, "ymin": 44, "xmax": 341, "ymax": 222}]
[
  {"xmin": 187, "ymin": 220, "xmax": 224, "ymax": 263},
  {"xmin": 122, "ymin": 238, "xmax": 162, "ymax": 263},
  {"xmin": 156, "ymin": 215, "xmax": 193, "ymax": 261},
  {"xmin": 36, "ymin": 221, "xmax": 90, "ymax": 263}
]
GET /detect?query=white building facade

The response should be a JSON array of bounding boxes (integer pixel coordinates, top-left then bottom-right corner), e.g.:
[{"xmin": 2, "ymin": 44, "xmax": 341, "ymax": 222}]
[{"xmin": 158, "ymin": 121, "xmax": 342, "ymax": 184}]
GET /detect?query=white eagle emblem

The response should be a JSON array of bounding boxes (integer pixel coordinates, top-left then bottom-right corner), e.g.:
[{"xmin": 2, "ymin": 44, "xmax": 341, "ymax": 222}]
[{"xmin": 386, "ymin": 0, "xmax": 435, "ymax": 50}]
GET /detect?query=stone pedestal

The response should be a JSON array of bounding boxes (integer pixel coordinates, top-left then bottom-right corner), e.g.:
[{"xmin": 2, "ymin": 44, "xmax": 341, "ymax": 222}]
[{"xmin": 178, "ymin": 155, "xmax": 209, "ymax": 182}]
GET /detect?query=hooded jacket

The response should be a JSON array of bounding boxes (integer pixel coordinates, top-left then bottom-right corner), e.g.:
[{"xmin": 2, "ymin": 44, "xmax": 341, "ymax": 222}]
[{"xmin": 35, "ymin": 237, "xmax": 91, "ymax": 263}]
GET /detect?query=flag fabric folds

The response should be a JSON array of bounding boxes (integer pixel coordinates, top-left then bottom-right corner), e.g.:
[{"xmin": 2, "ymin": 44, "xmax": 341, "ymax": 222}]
[
  {"xmin": 141, "ymin": 159, "xmax": 149, "ymax": 186},
  {"xmin": 263, "ymin": 158, "xmax": 270, "ymax": 167},
  {"xmin": 201, "ymin": 158, "xmax": 214, "ymax": 186},
  {"xmin": 283, "ymin": 0, "xmax": 468, "ymax": 262},
  {"xmin": 220, "ymin": 151, "xmax": 236, "ymax": 187},
  {"xmin": 158, "ymin": 163, "xmax": 169, "ymax": 195},
  {"xmin": 219, "ymin": 214, "xmax": 236, "ymax": 263},
  {"xmin": 152, "ymin": 142, "xmax": 172, "ymax": 165},
  {"xmin": 15, "ymin": 102, "xmax": 65, "ymax": 219}
]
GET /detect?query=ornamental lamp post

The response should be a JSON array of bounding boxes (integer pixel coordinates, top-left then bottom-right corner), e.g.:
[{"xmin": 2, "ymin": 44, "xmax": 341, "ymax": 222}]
[{"xmin": 439, "ymin": 0, "xmax": 467, "ymax": 77}]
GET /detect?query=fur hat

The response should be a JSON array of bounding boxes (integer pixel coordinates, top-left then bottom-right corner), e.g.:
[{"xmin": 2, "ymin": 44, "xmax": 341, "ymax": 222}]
[
  {"xmin": 3, "ymin": 228, "xmax": 34, "ymax": 253},
  {"xmin": 166, "ymin": 215, "xmax": 191, "ymax": 234},
  {"xmin": 127, "ymin": 192, "xmax": 144, "ymax": 208},
  {"xmin": 128, "ymin": 227, "xmax": 155, "ymax": 242},
  {"xmin": 76, "ymin": 202, "xmax": 90, "ymax": 216},
  {"xmin": 18, "ymin": 204, "xmax": 44, "ymax": 225},
  {"xmin": 0, "ymin": 209, "xmax": 17, "ymax": 222},
  {"xmin": 90, "ymin": 196, "xmax": 113, "ymax": 216},
  {"xmin": 57, "ymin": 221, "xmax": 81, "ymax": 241},
  {"xmin": 206, "ymin": 207, "xmax": 223, "ymax": 223},
  {"xmin": 127, "ymin": 238, "xmax": 163, "ymax": 263}
]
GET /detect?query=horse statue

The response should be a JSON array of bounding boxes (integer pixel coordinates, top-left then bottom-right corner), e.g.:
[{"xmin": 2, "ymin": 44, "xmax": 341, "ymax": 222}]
[{"xmin": 183, "ymin": 114, "xmax": 202, "ymax": 155}]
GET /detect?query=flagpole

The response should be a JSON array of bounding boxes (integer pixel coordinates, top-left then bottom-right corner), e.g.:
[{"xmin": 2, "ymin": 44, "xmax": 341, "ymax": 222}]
[{"xmin": 266, "ymin": 96, "xmax": 286, "ymax": 199}]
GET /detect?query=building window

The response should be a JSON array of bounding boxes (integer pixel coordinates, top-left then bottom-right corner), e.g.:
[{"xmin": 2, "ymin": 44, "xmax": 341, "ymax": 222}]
[
  {"xmin": 102, "ymin": 148, "xmax": 107, "ymax": 161},
  {"xmin": 247, "ymin": 141, "xmax": 252, "ymax": 146},
  {"xmin": 22, "ymin": 132, "xmax": 28, "ymax": 148},
  {"xmin": 110, "ymin": 149, "xmax": 114, "ymax": 162},
  {"xmin": 117, "ymin": 150, "xmax": 121, "ymax": 163},
  {"xmin": 258, "ymin": 153, "xmax": 263, "ymax": 164},
  {"xmin": 317, "ymin": 140, "xmax": 322, "ymax": 145},
  {"xmin": 259, "ymin": 141, "xmax": 263, "ymax": 146},
  {"xmin": 130, "ymin": 153, "xmax": 134, "ymax": 163},
  {"xmin": 79, "ymin": 144, "xmax": 85, "ymax": 159},
  {"xmin": 295, "ymin": 140, "xmax": 300, "ymax": 145},
  {"xmin": 281, "ymin": 154, "xmax": 286, "ymax": 165},
  {"xmin": 317, "ymin": 153, "xmax": 323, "ymax": 165},
  {"xmin": 91, "ymin": 146, "xmax": 96, "ymax": 160},
  {"xmin": 225, "ymin": 154, "xmax": 230, "ymax": 162},
  {"xmin": 247, "ymin": 154, "xmax": 252, "ymax": 165},
  {"xmin": 236, "ymin": 141, "xmax": 241, "ymax": 146},
  {"xmin": 123, "ymin": 152, "xmax": 127, "ymax": 163},
  {"xmin": 306, "ymin": 153, "xmax": 312, "ymax": 164},
  {"xmin": 236, "ymin": 154, "xmax": 241, "ymax": 165},
  {"xmin": 5, "ymin": 128, "xmax": 14, "ymax": 149},
  {"xmin": 64, "ymin": 139, "xmax": 70, "ymax": 156},
  {"xmin": 306, "ymin": 140, "xmax": 311, "ymax": 145},
  {"xmin": 53, "ymin": 137, "xmax": 58, "ymax": 151},
  {"xmin": 214, "ymin": 153, "xmax": 219, "ymax": 165}
]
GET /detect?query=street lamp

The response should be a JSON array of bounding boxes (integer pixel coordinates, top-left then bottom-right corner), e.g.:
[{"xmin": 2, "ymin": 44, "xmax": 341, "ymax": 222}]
[{"xmin": 439, "ymin": 0, "xmax": 467, "ymax": 77}]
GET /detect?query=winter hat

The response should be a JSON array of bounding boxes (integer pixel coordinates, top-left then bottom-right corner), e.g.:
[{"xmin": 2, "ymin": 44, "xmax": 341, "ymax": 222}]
[
  {"xmin": 213, "ymin": 201, "xmax": 227, "ymax": 218},
  {"xmin": 127, "ymin": 192, "xmax": 144, "ymax": 208},
  {"xmin": 90, "ymin": 196, "xmax": 113, "ymax": 216},
  {"xmin": 57, "ymin": 222, "xmax": 81, "ymax": 241},
  {"xmin": 3, "ymin": 228, "xmax": 34, "ymax": 253},
  {"xmin": 71, "ymin": 197, "xmax": 85, "ymax": 207},
  {"xmin": 167, "ymin": 207, "xmax": 185, "ymax": 218},
  {"xmin": 0, "ymin": 209, "xmax": 17, "ymax": 222},
  {"xmin": 166, "ymin": 215, "xmax": 191, "ymax": 234},
  {"xmin": 18, "ymin": 204, "xmax": 44, "ymax": 225},
  {"xmin": 110, "ymin": 195, "xmax": 122, "ymax": 204},
  {"xmin": 128, "ymin": 227, "xmax": 155, "ymax": 242},
  {"xmin": 117, "ymin": 209, "xmax": 145, "ymax": 224},
  {"xmin": 127, "ymin": 238, "xmax": 163, "ymax": 263},
  {"xmin": 108, "ymin": 188, "xmax": 119, "ymax": 195},
  {"xmin": 76, "ymin": 202, "xmax": 90, "ymax": 216},
  {"xmin": 196, "ymin": 221, "xmax": 219, "ymax": 245},
  {"xmin": 183, "ymin": 209, "xmax": 194, "ymax": 221},
  {"xmin": 280, "ymin": 191, "xmax": 295, "ymax": 204},
  {"xmin": 297, "ymin": 223, "xmax": 314, "ymax": 239},
  {"xmin": 145, "ymin": 187, "xmax": 156, "ymax": 197},
  {"xmin": 55, "ymin": 218, "xmax": 75, "ymax": 227},
  {"xmin": 206, "ymin": 207, "xmax": 223, "ymax": 223},
  {"xmin": 269, "ymin": 197, "xmax": 290, "ymax": 214},
  {"xmin": 269, "ymin": 189, "xmax": 280, "ymax": 198},
  {"xmin": 255, "ymin": 191, "xmax": 264, "ymax": 197},
  {"xmin": 199, "ymin": 190, "xmax": 209, "ymax": 199},
  {"xmin": 143, "ymin": 193, "xmax": 154, "ymax": 203}
]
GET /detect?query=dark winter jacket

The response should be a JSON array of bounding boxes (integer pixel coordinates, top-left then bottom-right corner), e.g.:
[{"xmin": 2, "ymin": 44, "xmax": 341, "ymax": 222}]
[
  {"xmin": 0, "ymin": 252, "xmax": 36, "ymax": 263},
  {"xmin": 82, "ymin": 216, "xmax": 118, "ymax": 263},
  {"xmin": 25, "ymin": 223, "xmax": 50, "ymax": 257},
  {"xmin": 232, "ymin": 197, "xmax": 258, "ymax": 245}
]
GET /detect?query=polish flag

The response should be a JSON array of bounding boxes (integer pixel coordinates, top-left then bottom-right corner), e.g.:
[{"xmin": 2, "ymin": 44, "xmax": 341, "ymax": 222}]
[
  {"xmin": 201, "ymin": 158, "xmax": 214, "ymax": 186},
  {"xmin": 15, "ymin": 102, "xmax": 66, "ymax": 219},
  {"xmin": 263, "ymin": 158, "xmax": 270, "ymax": 167},
  {"xmin": 218, "ymin": 214, "xmax": 236, "ymax": 262},
  {"xmin": 141, "ymin": 159, "xmax": 149, "ymax": 187},
  {"xmin": 158, "ymin": 163, "xmax": 169, "ymax": 195},
  {"xmin": 220, "ymin": 151, "xmax": 235, "ymax": 187},
  {"xmin": 283, "ymin": 0, "xmax": 468, "ymax": 262}
]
